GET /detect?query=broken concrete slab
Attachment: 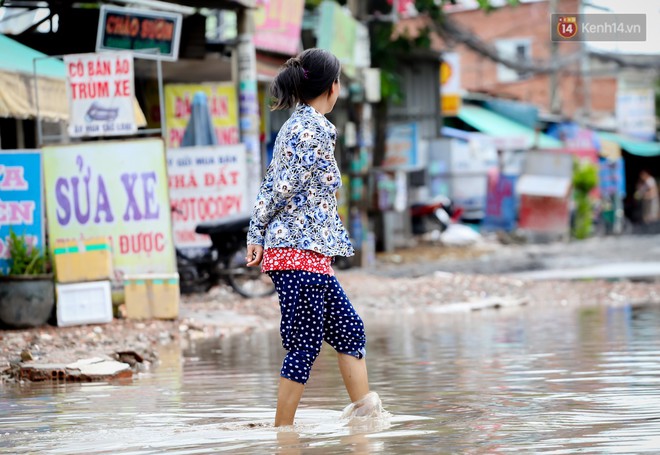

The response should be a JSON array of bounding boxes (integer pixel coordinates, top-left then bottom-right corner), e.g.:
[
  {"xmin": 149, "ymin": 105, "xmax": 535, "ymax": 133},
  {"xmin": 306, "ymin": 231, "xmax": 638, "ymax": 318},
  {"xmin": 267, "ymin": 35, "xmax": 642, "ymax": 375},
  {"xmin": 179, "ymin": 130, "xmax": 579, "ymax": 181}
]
[
  {"xmin": 17, "ymin": 357, "xmax": 132, "ymax": 382},
  {"xmin": 66, "ymin": 357, "xmax": 132, "ymax": 378}
]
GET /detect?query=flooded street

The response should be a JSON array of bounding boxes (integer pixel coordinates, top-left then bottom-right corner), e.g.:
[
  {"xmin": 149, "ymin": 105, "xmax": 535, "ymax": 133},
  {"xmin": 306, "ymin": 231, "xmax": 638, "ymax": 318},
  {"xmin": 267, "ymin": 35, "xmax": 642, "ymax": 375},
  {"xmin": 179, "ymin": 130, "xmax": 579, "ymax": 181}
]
[{"xmin": 2, "ymin": 302, "xmax": 660, "ymax": 454}]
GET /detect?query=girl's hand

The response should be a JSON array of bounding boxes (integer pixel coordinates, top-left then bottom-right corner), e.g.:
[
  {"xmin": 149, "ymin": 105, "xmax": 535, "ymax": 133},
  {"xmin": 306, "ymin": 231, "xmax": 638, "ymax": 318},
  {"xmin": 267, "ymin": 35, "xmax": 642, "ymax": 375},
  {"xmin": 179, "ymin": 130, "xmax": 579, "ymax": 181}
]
[{"xmin": 246, "ymin": 244, "xmax": 264, "ymax": 267}]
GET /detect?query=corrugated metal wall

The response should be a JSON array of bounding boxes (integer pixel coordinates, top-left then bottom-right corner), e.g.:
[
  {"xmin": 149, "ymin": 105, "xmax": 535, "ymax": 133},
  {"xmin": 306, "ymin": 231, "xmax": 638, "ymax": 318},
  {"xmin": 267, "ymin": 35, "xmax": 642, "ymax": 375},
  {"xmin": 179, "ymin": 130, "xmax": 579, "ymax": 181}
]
[{"xmin": 388, "ymin": 59, "xmax": 440, "ymax": 140}]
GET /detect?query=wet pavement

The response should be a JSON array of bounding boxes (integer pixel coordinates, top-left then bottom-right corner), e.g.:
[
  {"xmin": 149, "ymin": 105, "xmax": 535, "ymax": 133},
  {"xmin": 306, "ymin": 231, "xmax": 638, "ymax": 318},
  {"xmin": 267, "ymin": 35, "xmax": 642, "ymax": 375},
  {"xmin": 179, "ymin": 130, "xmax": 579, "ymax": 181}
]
[
  {"xmin": 2, "ymin": 301, "xmax": 660, "ymax": 454},
  {"xmin": 375, "ymin": 234, "xmax": 660, "ymax": 279}
]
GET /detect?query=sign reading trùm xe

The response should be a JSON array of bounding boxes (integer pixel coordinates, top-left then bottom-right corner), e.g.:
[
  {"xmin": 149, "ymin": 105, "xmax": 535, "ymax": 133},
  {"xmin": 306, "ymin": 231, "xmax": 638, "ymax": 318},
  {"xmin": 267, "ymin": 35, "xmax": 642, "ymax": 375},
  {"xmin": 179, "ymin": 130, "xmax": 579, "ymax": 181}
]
[
  {"xmin": 64, "ymin": 52, "xmax": 137, "ymax": 138},
  {"xmin": 96, "ymin": 5, "xmax": 182, "ymax": 61}
]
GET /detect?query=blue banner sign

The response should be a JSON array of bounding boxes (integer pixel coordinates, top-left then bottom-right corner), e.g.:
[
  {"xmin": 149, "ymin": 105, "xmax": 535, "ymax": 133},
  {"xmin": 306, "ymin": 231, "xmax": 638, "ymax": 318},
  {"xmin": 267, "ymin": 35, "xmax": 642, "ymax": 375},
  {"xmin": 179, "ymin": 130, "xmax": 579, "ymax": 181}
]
[
  {"xmin": 483, "ymin": 173, "xmax": 518, "ymax": 232},
  {"xmin": 0, "ymin": 150, "xmax": 44, "ymax": 274}
]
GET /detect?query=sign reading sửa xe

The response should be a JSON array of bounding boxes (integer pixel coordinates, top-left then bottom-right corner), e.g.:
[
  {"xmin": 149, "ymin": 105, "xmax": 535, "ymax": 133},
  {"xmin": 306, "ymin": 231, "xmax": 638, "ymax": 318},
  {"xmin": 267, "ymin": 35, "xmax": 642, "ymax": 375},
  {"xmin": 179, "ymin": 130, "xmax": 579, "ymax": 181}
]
[{"xmin": 96, "ymin": 5, "xmax": 182, "ymax": 61}]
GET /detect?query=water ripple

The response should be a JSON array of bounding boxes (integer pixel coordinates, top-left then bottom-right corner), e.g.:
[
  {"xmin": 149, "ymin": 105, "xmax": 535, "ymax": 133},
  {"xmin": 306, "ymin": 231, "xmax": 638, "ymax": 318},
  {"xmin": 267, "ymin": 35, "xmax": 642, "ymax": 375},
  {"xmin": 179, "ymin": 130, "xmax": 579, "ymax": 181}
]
[{"xmin": 1, "ymin": 303, "xmax": 659, "ymax": 453}]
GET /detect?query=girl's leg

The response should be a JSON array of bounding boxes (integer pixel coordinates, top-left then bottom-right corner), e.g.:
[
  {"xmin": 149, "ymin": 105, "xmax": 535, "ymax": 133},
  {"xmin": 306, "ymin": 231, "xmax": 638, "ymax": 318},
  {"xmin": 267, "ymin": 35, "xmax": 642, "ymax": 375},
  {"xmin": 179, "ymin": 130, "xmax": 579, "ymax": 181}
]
[
  {"xmin": 337, "ymin": 353, "xmax": 369, "ymax": 403},
  {"xmin": 269, "ymin": 271, "xmax": 327, "ymax": 426},
  {"xmin": 275, "ymin": 377, "xmax": 305, "ymax": 427},
  {"xmin": 323, "ymin": 276, "xmax": 369, "ymax": 403}
]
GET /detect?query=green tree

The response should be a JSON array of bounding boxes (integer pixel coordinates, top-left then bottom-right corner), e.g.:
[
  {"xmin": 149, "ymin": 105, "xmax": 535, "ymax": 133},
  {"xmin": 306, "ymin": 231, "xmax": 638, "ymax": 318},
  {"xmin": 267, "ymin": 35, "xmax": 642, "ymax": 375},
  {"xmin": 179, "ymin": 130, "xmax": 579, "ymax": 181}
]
[{"xmin": 572, "ymin": 160, "xmax": 598, "ymax": 240}]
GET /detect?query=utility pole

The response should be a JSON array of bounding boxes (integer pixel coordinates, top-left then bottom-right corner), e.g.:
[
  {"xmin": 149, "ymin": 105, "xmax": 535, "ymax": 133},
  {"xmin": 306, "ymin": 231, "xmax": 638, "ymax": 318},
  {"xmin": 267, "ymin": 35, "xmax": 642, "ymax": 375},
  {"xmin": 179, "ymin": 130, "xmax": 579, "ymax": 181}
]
[
  {"xmin": 549, "ymin": 0, "xmax": 562, "ymax": 115},
  {"xmin": 237, "ymin": 6, "xmax": 262, "ymax": 205},
  {"xmin": 579, "ymin": 0, "xmax": 592, "ymax": 124}
]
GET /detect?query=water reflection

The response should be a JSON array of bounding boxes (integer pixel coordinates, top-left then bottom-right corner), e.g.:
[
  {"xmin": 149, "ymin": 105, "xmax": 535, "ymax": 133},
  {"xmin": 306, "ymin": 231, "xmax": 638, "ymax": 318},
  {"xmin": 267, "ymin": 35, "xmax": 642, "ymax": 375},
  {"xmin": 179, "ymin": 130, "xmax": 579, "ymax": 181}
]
[{"xmin": 1, "ymin": 303, "xmax": 659, "ymax": 453}]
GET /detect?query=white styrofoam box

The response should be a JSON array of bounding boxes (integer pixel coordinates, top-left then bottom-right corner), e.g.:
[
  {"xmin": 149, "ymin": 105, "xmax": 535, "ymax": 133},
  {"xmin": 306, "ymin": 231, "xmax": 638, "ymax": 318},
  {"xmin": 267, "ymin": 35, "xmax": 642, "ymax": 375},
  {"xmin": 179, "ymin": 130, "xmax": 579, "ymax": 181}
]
[{"xmin": 56, "ymin": 281, "xmax": 113, "ymax": 327}]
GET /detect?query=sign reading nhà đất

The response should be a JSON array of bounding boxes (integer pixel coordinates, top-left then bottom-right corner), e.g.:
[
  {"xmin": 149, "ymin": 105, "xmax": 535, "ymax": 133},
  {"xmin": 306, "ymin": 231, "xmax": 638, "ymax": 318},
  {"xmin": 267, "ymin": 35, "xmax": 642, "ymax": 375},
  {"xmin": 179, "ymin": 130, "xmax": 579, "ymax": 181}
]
[{"xmin": 167, "ymin": 145, "xmax": 248, "ymax": 251}]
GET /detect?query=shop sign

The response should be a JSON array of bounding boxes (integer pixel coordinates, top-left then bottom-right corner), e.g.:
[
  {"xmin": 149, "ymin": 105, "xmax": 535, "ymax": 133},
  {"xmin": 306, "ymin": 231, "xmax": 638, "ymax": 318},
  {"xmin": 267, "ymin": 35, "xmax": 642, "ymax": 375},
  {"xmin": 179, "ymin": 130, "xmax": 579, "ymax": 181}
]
[
  {"xmin": 64, "ymin": 51, "xmax": 137, "ymax": 138},
  {"xmin": 167, "ymin": 145, "xmax": 248, "ymax": 250},
  {"xmin": 164, "ymin": 83, "xmax": 240, "ymax": 149},
  {"xmin": 0, "ymin": 150, "xmax": 44, "ymax": 275},
  {"xmin": 96, "ymin": 5, "xmax": 182, "ymax": 61},
  {"xmin": 43, "ymin": 139, "xmax": 176, "ymax": 279},
  {"xmin": 254, "ymin": 0, "xmax": 305, "ymax": 56},
  {"xmin": 440, "ymin": 52, "xmax": 462, "ymax": 116},
  {"xmin": 616, "ymin": 88, "xmax": 656, "ymax": 142},
  {"xmin": 383, "ymin": 122, "xmax": 419, "ymax": 169},
  {"xmin": 317, "ymin": 1, "xmax": 358, "ymax": 78}
]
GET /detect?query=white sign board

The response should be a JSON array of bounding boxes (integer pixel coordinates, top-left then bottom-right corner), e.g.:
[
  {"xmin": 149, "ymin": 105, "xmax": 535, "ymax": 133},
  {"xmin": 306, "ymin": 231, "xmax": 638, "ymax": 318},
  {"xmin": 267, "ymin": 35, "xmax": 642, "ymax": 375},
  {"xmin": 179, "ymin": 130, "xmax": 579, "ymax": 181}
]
[
  {"xmin": 167, "ymin": 145, "xmax": 248, "ymax": 250},
  {"xmin": 616, "ymin": 88, "xmax": 656, "ymax": 141},
  {"xmin": 64, "ymin": 51, "xmax": 137, "ymax": 138}
]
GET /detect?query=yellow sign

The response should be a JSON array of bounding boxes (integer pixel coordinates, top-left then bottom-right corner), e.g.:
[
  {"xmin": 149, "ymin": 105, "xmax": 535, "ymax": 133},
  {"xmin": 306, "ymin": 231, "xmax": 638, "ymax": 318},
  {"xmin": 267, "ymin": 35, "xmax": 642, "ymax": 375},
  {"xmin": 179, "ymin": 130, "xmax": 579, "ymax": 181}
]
[
  {"xmin": 43, "ymin": 139, "xmax": 176, "ymax": 280},
  {"xmin": 440, "ymin": 61, "xmax": 452, "ymax": 85},
  {"xmin": 164, "ymin": 83, "xmax": 240, "ymax": 149},
  {"xmin": 440, "ymin": 52, "xmax": 462, "ymax": 116},
  {"xmin": 441, "ymin": 95, "xmax": 461, "ymax": 116}
]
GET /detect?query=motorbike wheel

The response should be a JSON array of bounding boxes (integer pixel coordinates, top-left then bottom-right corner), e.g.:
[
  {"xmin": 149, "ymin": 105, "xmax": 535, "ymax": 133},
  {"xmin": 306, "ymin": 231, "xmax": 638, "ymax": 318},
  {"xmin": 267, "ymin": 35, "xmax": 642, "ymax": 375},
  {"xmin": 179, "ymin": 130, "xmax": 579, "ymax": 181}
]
[{"xmin": 226, "ymin": 249, "xmax": 276, "ymax": 299}]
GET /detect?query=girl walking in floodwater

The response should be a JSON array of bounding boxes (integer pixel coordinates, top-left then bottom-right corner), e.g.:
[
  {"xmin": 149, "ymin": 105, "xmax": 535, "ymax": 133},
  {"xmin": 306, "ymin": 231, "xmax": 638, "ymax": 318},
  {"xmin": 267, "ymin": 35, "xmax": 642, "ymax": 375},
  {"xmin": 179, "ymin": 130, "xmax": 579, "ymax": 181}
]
[{"xmin": 246, "ymin": 48, "xmax": 377, "ymax": 427}]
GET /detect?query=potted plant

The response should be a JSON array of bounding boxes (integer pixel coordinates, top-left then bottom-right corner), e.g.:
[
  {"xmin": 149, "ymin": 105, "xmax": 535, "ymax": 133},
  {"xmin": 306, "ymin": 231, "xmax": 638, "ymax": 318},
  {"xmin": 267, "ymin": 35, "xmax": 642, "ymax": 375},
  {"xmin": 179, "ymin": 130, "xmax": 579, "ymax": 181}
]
[{"xmin": 0, "ymin": 230, "xmax": 54, "ymax": 328}]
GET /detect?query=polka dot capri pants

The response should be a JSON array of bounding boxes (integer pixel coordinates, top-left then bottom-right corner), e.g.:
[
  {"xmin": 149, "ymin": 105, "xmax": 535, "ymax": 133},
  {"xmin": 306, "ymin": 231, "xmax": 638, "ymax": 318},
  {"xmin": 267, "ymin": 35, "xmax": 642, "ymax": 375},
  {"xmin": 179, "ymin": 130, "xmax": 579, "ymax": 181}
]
[{"xmin": 268, "ymin": 270, "xmax": 367, "ymax": 385}]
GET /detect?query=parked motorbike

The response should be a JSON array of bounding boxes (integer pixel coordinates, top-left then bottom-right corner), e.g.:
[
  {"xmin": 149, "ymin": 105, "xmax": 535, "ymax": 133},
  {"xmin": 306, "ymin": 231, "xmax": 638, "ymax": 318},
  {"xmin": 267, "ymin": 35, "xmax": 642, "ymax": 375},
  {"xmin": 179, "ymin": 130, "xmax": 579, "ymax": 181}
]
[
  {"xmin": 176, "ymin": 214, "xmax": 276, "ymax": 298},
  {"xmin": 410, "ymin": 195, "xmax": 462, "ymax": 235}
]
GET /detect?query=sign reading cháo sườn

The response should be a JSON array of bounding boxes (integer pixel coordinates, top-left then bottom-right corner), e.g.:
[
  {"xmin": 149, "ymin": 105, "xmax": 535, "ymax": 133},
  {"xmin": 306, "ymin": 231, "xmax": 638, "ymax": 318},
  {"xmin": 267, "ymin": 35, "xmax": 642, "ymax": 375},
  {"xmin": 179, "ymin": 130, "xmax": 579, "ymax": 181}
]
[{"xmin": 96, "ymin": 4, "xmax": 182, "ymax": 61}]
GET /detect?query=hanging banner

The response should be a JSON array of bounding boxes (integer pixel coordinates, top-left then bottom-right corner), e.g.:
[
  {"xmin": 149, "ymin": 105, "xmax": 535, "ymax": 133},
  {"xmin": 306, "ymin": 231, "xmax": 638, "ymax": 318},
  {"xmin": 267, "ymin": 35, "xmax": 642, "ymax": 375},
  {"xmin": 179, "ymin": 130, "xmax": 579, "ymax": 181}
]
[
  {"xmin": 317, "ymin": 1, "xmax": 358, "ymax": 78},
  {"xmin": 64, "ymin": 51, "xmax": 137, "ymax": 138},
  {"xmin": 254, "ymin": 0, "xmax": 305, "ymax": 56},
  {"xmin": 0, "ymin": 150, "xmax": 44, "ymax": 275},
  {"xmin": 43, "ymin": 139, "xmax": 176, "ymax": 279},
  {"xmin": 96, "ymin": 5, "xmax": 182, "ymax": 61},
  {"xmin": 482, "ymin": 172, "xmax": 517, "ymax": 232},
  {"xmin": 164, "ymin": 83, "xmax": 240, "ymax": 149},
  {"xmin": 167, "ymin": 145, "xmax": 248, "ymax": 250}
]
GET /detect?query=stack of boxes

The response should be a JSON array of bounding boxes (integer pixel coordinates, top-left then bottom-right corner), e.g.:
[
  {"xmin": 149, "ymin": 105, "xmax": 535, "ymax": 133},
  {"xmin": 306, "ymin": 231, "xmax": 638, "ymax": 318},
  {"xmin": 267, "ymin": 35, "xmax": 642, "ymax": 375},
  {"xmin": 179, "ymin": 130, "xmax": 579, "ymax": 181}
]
[
  {"xmin": 54, "ymin": 237, "xmax": 181, "ymax": 323},
  {"xmin": 53, "ymin": 237, "xmax": 114, "ymax": 327},
  {"xmin": 123, "ymin": 274, "xmax": 180, "ymax": 320}
]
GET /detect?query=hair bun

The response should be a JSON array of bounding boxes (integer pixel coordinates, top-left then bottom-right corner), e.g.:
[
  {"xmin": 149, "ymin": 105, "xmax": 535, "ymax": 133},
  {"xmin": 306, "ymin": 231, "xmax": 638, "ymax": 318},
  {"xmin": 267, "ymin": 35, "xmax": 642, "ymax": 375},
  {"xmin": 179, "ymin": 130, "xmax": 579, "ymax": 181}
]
[{"xmin": 285, "ymin": 57, "xmax": 303, "ymax": 69}]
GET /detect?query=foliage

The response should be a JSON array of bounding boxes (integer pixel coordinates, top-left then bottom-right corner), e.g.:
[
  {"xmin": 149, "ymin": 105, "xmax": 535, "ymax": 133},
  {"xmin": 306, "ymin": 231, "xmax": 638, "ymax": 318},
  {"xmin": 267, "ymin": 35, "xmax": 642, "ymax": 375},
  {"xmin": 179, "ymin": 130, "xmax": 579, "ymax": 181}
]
[
  {"xmin": 572, "ymin": 160, "xmax": 598, "ymax": 240},
  {"xmin": 371, "ymin": 0, "xmax": 519, "ymax": 102},
  {"xmin": 4, "ymin": 230, "xmax": 47, "ymax": 276},
  {"xmin": 305, "ymin": 0, "xmax": 519, "ymax": 102}
]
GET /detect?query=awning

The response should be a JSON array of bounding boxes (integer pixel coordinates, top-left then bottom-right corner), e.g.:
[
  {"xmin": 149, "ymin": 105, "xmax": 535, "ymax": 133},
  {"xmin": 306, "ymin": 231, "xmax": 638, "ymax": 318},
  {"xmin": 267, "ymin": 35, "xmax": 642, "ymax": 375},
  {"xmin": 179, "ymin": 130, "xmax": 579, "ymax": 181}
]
[
  {"xmin": 0, "ymin": 33, "xmax": 69, "ymax": 121},
  {"xmin": 0, "ymin": 34, "xmax": 146, "ymax": 126},
  {"xmin": 516, "ymin": 175, "xmax": 571, "ymax": 198},
  {"xmin": 0, "ymin": 70, "xmax": 69, "ymax": 121},
  {"xmin": 597, "ymin": 132, "xmax": 660, "ymax": 158},
  {"xmin": 457, "ymin": 105, "xmax": 563, "ymax": 149}
]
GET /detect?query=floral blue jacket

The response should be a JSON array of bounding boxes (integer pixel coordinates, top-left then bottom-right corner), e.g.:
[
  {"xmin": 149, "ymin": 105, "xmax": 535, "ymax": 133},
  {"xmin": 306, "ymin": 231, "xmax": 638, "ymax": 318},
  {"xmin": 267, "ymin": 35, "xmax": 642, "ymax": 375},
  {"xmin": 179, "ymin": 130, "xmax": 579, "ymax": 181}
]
[{"xmin": 247, "ymin": 104, "xmax": 354, "ymax": 258}]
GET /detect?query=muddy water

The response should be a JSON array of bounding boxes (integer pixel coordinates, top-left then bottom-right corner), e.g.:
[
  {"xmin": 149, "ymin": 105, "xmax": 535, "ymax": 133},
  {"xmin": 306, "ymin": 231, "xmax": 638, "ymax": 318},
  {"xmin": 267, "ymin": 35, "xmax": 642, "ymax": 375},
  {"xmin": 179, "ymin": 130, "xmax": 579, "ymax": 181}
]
[{"xmin": 2, "ymin": 303, "xmax": 660, "ymax": 454}]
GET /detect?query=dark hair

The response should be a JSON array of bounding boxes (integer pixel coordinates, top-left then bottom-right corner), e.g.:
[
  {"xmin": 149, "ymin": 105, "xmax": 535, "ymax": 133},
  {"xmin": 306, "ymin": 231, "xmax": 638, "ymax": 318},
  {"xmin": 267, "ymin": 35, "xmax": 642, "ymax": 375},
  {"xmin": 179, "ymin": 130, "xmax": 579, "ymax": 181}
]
[{"xmin": 270, "ymin": 48, "xmax": 341, "ymax": 111}]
